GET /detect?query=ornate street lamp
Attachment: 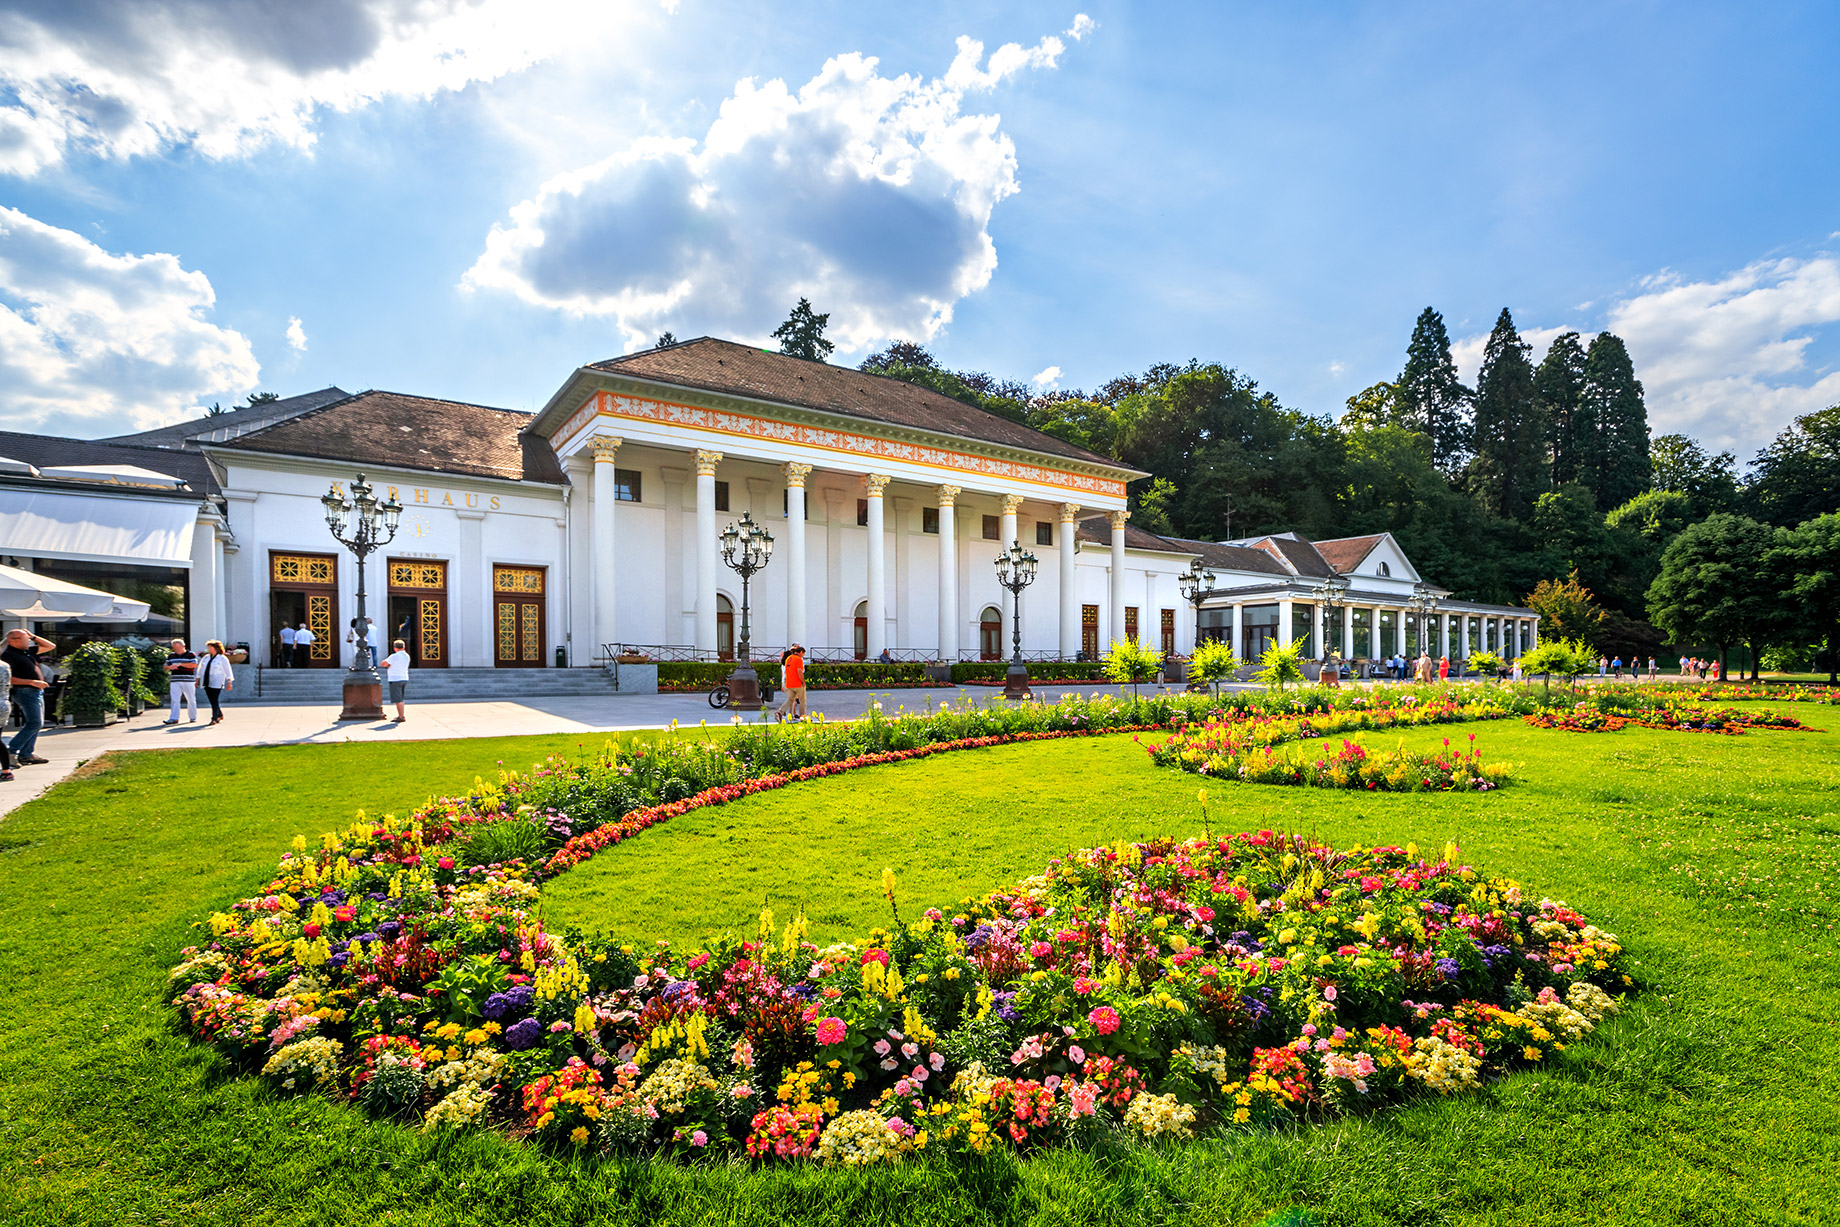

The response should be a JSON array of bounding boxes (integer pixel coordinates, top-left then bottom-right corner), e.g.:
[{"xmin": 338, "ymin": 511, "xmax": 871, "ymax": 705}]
[
  {"xmin": 322, "ymin": 473, "xmax": 402, "ymax": 720},
  {"xmin": 1313, "ymin": 575, "xmax": 1350, "ymax": 680},
  {"xmin": 719, "ymin": 511, "xmax": 774, "ymax": 711},
  {"xmin": 994, "ymin": 541, "xmax": 1039, "ymax": 700},
  {"xmin": 1410, "ymin": 582, "xmax": 1441, "ymax": 661},
  {"xmin": 1176, "ymin": 555, "xmax": 1217, "ymax": 649}
]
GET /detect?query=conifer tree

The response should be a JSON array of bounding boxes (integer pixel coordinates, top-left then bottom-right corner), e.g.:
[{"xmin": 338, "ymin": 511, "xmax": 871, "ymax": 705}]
[
  {"xmin": 1471, "ymin": 308, "xmax": 1547, "ymax": 520},
  {"xmin": 1582, "ymin": 332, "xmax": 1649, "ymax": 508},
  {"xmin": 1394, "ymin": 307, "xmax": 1471, "ymax": 475},
  {"xmin": 771, "ymin": 298, "xmax": 834, "ymax": 362},
  {"xmin": 1534, "ymin": 331, "xmax": 1588, "ymax": 486}
]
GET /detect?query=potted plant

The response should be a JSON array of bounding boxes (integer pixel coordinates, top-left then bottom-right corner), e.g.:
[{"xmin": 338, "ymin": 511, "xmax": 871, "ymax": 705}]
[
  {"xmin": 60, "ymin": 642, "xmax": 122, "ymax": 727},
  {"xmin": 113, "ymin": 645, "xmax": 148, "ymax": 717}
]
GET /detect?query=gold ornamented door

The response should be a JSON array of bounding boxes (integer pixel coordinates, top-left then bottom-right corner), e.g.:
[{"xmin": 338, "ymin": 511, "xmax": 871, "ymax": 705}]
[
  {"xmin": 387, "ymin": 559, "xmax": 447, "ymax": 668},
  {"xmin": 492, "ymin": 565, "xmax": 546, "ymax": 668},
  {"xmin": 269, "ymin": 551, "xmax": 339, "ymax": 668}
]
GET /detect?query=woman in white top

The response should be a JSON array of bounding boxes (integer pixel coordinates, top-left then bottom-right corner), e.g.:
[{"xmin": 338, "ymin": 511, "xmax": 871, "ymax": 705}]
[
  {"xmin": 384, "ymin": 638, "xmax": 411, "ymax": 722},
  {"xmin": 200, "ymin": 639, "xmax": 234, "ymax": 725}
]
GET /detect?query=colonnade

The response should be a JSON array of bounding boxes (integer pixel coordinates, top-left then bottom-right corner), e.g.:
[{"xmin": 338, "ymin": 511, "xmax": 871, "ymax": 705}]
[
  {"xmin": 1240, "ymin": 599, "xmax": 1539, "ymax": 661},
  {"xmin": 586, "ymin": 440, "xmax": 1133, "ymax": 657}
]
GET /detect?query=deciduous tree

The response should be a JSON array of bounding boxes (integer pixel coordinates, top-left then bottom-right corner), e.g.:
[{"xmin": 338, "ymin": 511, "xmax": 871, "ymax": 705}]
[
  {"xmin": 1746, "ymin": 405, "xmax": 1840, "ymax": 527},
  {"xmin": 1525, "ymin": 570, "xmax": 1608, "ymax": 648},
  {"xmin": 1646, "ymin": 514, "xmax": 1783, "ymax": 676},
  {"xmin": 1768, "ymin": 512, "xmax": 1840, "ymax": 683}
]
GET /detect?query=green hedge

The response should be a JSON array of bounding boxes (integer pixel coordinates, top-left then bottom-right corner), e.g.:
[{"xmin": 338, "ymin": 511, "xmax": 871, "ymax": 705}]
[
  {"xmin": 654, "ymin": 661, "xmax": 931, "ymax": 691},
  {"xmin": 949, "ymin": 660, "xmax": 1110, "ymax": 683}
]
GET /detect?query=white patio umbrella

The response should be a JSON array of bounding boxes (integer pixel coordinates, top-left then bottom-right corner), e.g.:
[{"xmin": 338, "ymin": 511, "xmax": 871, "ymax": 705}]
[{"xmin": 0, "ymin": 562, "xmax": 123, "ymax": 618}]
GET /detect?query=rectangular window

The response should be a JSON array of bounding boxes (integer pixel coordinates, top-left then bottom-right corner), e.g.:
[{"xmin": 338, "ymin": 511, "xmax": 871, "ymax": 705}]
[
  {"xmin": 613, "ymin": 468, "xmax": 641, "ymax": 502},
  {"xmin": 857, "ymin": 498, "xmax": 869, "ymax": 526},
  {"xmin": 1082, "ymin": 604, "xmax": 1100, "ymax": 659},
  {"xmin": 714, "ymin": 480, "xmax": 729, "ymax": 512},
  {"xmin": 923, "ymin": 507, "xmax": 939, "ymax": 534},
  {"xmin": 982, "ymin": 514, "xmax": 999, "ymax": 541},
  {"xmin": 1125, "ymin": 606, "xmax": 1139, "ymax": 643},
  {"xmin": 1160, "ymin": 608, "xmax": 1176, "ymax": 656},
  {"xmin": 1035, "ymin": 521, "xmax": 1054, "ymax": 546}
]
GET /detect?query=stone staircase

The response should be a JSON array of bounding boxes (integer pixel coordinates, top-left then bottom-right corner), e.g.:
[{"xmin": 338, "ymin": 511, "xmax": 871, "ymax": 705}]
[{"xmin": 230, "ymin": 665, "xmax": 620, "ymax": 704}]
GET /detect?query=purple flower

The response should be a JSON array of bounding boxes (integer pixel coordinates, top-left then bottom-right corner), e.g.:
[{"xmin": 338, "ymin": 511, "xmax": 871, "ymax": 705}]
[
  {"xmin": 1436, "ymin": 957, "xmax": 1461, "ymax": 981},
  {"xmin": 503, "ymin": 1017, "xmax": 543, "ymax": 1050}
]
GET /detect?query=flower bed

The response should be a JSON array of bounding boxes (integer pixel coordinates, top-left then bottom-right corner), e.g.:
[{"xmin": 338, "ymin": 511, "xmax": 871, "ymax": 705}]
[
  {"xmin": 170, "ymin": 822, "xmax": 1631, "ymax": 1161},
  {"xmin": 1153, "ymin": 733, "xmax": 1508, "ymax": 791},
  {"xmin": 1524, "ymin": 702, "xmax": 1820, "ymax": 735}
]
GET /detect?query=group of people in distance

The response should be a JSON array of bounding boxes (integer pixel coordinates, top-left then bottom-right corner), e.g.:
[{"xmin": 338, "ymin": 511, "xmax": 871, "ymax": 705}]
[
  {"xmin": 160, "ymin": 638, "xmax": 237, "ymax": 725},
  {"xmin": 1675, "ymin": 655, "xmax": 1722, "ymax": 681}
]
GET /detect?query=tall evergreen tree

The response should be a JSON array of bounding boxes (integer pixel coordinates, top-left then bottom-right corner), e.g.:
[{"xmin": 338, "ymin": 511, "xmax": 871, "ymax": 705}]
[
  {"xmin": 1533, "ymin": 331, "xmax": 1587, "ymax": 486},
  {"xmin": 1394, "ymin": 307, "xmax": 1471, "ymax": 475},
  {"xmin": 1471, "ymin": 308, "xmax": 1548, "ymax": 520},
  {"xmin": 1581, "ymin": 332, "xmax": 1649, "ymax": 508},
  {"xmin": 771, "ymin": 298, "xmax": 834, "ymax": 362}
]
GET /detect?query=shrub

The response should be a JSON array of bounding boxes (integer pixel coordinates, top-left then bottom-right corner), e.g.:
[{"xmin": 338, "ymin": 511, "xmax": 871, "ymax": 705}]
[
  {"xmin": 1187, "ymin": 639, "xmax": 1239, "ymax": 687},
  {"xmin": 949, "ymin": 661, "xmax": 1109, "ymax": 683},
  {"xmin": 1103, "ymin": 639, "xmax": 1163, "ymax": 697},
  {"xmin": 58, "ymin": 643, "xmax": 123, "ymax": 723},
  {"xmin": 1254, "ymin": 641, "xmax": 1306, "ymax": 691},
  {"xmin": 461, "ymin": 815, "xmax": 548, "ymax": 868}
]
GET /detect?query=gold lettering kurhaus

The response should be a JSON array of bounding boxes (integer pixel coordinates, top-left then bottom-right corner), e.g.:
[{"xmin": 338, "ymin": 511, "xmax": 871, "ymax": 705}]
[
  {"xmin": 386, "ymin": 485, "xmax": 502, "ymax": 511},
  {"xmin": 559, "ymin": 391, "xmax": 1127, "ymax": 499}
]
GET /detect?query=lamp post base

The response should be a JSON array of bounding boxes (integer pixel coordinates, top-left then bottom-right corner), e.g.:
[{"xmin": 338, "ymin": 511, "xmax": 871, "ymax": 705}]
[
  {"xmin": 338, "ymin": 668, "xmax": 385, "ymax": 721},
  {"xmin": 726, "ymin": 662, "xmax": 762, "ymax": 712},
  {"xmin": 1003, "ymin": 660, "xmax": 1031, "ymax": 701}
]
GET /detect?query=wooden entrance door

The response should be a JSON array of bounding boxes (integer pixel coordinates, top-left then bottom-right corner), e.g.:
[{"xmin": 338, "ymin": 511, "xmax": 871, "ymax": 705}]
[
  {"xmin": 979, "ymin": 606, "xmax": 1002, "ymax": 661},
  {"xmin": 387, "ymin": 559, "xmax": 448, "ymax": 668},
  {"xmin": 492, "ymin": 565, "xmax": 546, "ymax": 668},
  {"xmin": 269, "ymin": 551, "xmax": 338, "ymax": 668},
  {"xmin": 1081, "ymin": 604, "xmax": 1099, "ymax": 659}
]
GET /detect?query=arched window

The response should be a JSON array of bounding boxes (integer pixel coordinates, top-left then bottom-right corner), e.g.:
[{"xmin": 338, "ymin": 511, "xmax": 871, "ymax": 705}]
[
  {"xmin": 980, "ymin": 605, "xmax": 1003, "ymax": 661},
  {"xmin": 716, "ymin": 594, "xmax": 734, "ymax": 661},
  {"xmin": 853, "ymin": 600, "xmax": 868, "ymax": 661},
  {"xmin": 1376, "ymin": 561, "xmax": 1391, "ymax": 577}
]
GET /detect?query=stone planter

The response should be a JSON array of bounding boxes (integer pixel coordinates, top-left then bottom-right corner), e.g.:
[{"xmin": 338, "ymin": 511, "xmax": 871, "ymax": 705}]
[
  {"xmin": 613, "ymin": 662, "xmax": 658, "ymax": 695},
  {"xmin": 923, "ymin": 662, "xmax": 954, "ymax": 683},
  {"xmin": 71, "ymin": 709, "xmax": 117, "ymax": 728}
]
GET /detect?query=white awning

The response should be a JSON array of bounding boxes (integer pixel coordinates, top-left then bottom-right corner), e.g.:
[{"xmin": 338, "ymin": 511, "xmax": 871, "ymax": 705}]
[
  {"xmin": 0, "ymin": 489, "xmax": 198, "ymax": 566},
  {"xmin": 37, "ymin": 463, "xmax": 189, "ymax": 489},
  {"xmin": 0, "ymin": 563, "xmax": 121, "ymax": 617}
]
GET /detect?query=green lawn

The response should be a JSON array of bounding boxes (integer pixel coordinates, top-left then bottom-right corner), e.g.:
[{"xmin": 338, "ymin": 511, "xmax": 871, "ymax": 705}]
[{"xmin": 3, "ymin": 719, "xmax": 1839, "ymax": 1226}]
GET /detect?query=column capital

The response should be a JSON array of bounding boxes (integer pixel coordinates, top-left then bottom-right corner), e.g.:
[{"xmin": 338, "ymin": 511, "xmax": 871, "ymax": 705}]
[
  {"xmin": 588, "ymin": 436, "xmax": 623, "ymax": 464},
  {"xmin": 781, "ymin": 461, "xmax": 813, "ymax": 488},
  {"xmin": 1059, "ymin": 502, "xmax": 1081, "ymax": 523},
  {"xmin": 694, "ymin": 449, "xmax": 723, "ymax": 476},
  {"xmin": 1108, "ymin": 509, "xmax": 1130, "ymax": 531},
  {"xmin": 862, "ymin": 473, "xmax": 891, "ymax": 498},
  {"xmin": 1000, "ymin": 494, "xmax": 1025, "ymax": 516},
  {"xmin": 936, "ymin": 484, "xmax": 961, "ymax": 507}
]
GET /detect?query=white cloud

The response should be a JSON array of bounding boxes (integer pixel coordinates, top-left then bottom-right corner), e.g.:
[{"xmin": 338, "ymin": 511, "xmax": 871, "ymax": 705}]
[
  {"xmin": 1328, "ymin": 360, "xmax": 1345, "ymax": 376},
  {"xmin": 286, "ymin": 315, "xmax": 308, "ymax": 352},
  {"xmin": 1032, "ymin": 365, "xmax": 1062, "ymax": 389},
  {"xmin": 0, "ymin": 0, "xmax": 661, "ymax": 177},
  {"xmin": 1457, "ymin": 256, "xmax": 1840, "ymax": 455},
  {"xmin": 0, "ymin": 206, "xmax": 259, "ymax": 435},
  {"xmin": 462, "ymin": 16, "xmax": 1093, "ymax": 353}
]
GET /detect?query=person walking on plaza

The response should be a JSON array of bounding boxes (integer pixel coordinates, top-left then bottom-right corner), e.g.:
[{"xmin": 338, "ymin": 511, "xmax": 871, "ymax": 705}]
[
  {"xmin": 1511, "ymin": 657, "xmax": 1523, "ymax": 683},
  {"xmin": 3, "ymin": 627, "xmax": 53, "ymax": 766},
  {"xmin": 162, "ymin": 638, "xmax": 199, "ymax": 724},
  {"xmin": 384, "ymin": 638, "xmax": 411, "ymax": 722},
  {"xmin": 1438, "ymin": 654, "xmax": 1449, "ymax": 681},
  {"xmin": 293, "ymin": 621, "xmax": 314, "ymax": 668},
  {"xmin": 1648, "ymin": 656, "xmax": 1658, "ymax": 680},
  {"xmin": 1611, "ymin": 656, "xmax": 1623, "ymax": 680},
  {"xmin": 278, "ymin": 621, "xmax": 295, "ymax": 667},
  {"xmin": 199, "ymin": 640, "xmax": 234, "ymax": 725},
  {"xmin": 775, "ymin": 645, "xmax": 808, "ymax": 722}
]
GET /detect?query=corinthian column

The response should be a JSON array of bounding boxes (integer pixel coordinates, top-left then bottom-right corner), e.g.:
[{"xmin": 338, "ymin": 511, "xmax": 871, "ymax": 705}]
[
  {"xmin": 1108, "ymin": 509, "xmax": 1129, "ymax": 648},
  {"xmin": 694, "ymin": 449, "xmax": 722, "ymax": 654},
  {"xmin": 864, "ymin": 474, "xmax": 890, "ymax": 658},
  {"xmin": 998, "ymin": 494, "xmax": 1024, "ymax": 638},
  {"xmin": 589, "ymin": 436, "xmax": 621, "ymax": 656},
  {"xmin": 782, "ymin": 463, "xmax": 812, "ymax": 646},
  {"xmin": 936, "ymin": 485, "xmax": 960, "ymax": 660},
  {"xmin": 1059, "ymin": 503, "xmax": 1080, "ymax": 658}
]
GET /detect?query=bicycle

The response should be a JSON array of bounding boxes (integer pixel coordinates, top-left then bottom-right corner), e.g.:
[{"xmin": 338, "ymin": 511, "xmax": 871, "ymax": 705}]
[{"xmin": 708, "ymin": 681, "xmax": 777, "ymax": 710}]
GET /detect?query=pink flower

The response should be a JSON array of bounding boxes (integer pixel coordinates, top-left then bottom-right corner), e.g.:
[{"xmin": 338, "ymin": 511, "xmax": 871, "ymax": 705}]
[
  {"xmin": 1028, "ymin": 941, "xmax": 1052, "ymax": 959},
  {"xmin": 815, "ymin": 1016, "xmax": 847, "ymax": 1045},
  {"xmin": 861, "ymin": 948, "xmax": 890, "ymax": 967},
  {"xmin": 929, "ymin": 1052, "xmax": 945, "ymax": 1072},
  {"xmin": 873, "ymin": 1039, "xmax": 891, "ymax": 1057},
  {"xmin": 1068, "ymin": 1045, "xmax": 1086, "ymax": 1064},
  {"xmin": 437, "ymin": 857, "xmax": 454, "ymax": 870},
  {"xmin": 1088, "ymin": 1006, "xmax": 1121, "ymax": 1035},
  {"xmin": 1068, "ymin": 1082, "xmax": 1098, "ymax": 1116},
  {"xmin": 688, "ymin": 952, "xmax": 710, "ymax": 971},
  {"xmin": 1323, "ymin": 985, "xmax": 1338, "ymax": 1002},
  {"xmin": 691, "ymin": 1130, "xmax": 708, "ymax": 1147}
]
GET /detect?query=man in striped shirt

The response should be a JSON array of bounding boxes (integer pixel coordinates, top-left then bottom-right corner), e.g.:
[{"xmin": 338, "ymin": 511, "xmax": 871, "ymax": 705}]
[{"xmin": 162, "ymin": 639, "xmax": 199, "ymax": 724}]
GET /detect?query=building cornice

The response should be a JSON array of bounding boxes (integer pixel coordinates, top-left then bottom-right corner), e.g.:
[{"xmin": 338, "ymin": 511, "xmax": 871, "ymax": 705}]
[{"xmin": 202, "ymin": 446, "xmax": 566, "ymax": 497}]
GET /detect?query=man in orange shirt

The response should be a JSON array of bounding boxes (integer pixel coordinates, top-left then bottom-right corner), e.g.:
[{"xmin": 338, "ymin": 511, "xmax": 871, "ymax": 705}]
[{"xmin": 775, "ymin": 645, "xmax": 807, "ymax": 722}]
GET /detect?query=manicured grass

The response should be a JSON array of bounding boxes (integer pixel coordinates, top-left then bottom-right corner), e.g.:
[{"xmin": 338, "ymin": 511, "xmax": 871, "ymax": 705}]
[{"xmin": 3, "ymin": 719, "xmax": 1840, "ymax": 1225}]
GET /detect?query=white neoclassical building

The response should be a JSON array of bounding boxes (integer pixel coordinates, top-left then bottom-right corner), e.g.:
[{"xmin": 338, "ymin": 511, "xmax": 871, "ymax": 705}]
[{"xmin": 0, "ymin": 338, "xmax": 1536, "ymax": 671}]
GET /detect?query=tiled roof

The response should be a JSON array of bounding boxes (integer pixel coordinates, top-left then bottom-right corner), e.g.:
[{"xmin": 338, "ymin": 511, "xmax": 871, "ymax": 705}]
[
  {"xmin": 1249, "ymin": 534, "xmax": 1336, "ymax": 578},
  {"xmin": 1074, "ymin": 515, "xmax": 1183, "ymax": 553},
  {"xmin": 221, "ymin": 391, "xmax": 567, "ymax": 485},
  {"xmin": 0, "ymin": 431, "xmax": 215, "ymax": 496},
  {"xmin": 103, "ymin": 387, "xmax": 350, "ymax": 449},
  {"xmin": 1168, "ymin": 536, "xmax": 1294, "ymax": 578},
  {"xmin": 1313, "ymin": 534, "xmax": 1386, "ymax": 573},
  {"xmin": 590, "ymin": 338, "xmax": 1119, "ymax": 469}
]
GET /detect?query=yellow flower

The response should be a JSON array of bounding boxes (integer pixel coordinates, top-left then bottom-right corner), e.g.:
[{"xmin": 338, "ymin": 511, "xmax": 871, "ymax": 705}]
[
  {"xmin": 570, "ymin": 1126, "xmax": 590, "ymax": 1145},
  {"xmin": 1523, "ymin": 1046, "xmax": 1542, "ymax": 1062}
]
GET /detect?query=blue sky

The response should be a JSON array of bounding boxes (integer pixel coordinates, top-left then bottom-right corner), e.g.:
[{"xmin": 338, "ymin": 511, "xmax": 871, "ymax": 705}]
[{"xmin": 1, "ymin": 1, "xmax": 1836, "ymax": 457}]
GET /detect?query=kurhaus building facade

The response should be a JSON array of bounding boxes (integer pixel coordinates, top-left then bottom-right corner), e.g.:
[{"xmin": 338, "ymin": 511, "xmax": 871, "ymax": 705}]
[{"xmin": 1, "ymin": 338, "xmax": 1537, "ymax": 670}]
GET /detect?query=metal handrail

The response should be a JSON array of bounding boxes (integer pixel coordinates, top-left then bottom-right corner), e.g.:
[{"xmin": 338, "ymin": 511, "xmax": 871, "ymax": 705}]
[{"xmin": 599, "ymin": 642, "xmax": 1082, "ymax": 666}]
